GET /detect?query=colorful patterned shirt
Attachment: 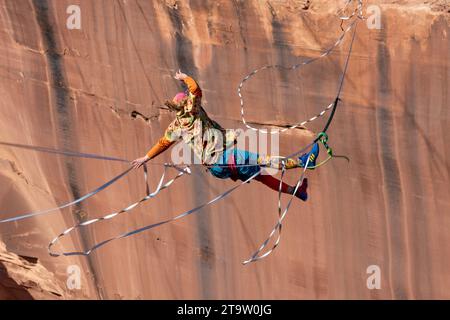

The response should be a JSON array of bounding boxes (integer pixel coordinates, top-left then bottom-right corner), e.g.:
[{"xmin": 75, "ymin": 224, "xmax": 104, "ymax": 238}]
[{"xmin": 164, "ymin": 77, "xmax": 237, "ymax": 164}]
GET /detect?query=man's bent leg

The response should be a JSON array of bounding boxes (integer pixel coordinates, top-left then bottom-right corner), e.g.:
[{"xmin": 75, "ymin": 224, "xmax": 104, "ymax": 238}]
[{"xmin": 255, "ymin": 174, "xmax": 308, "ymax": 201}]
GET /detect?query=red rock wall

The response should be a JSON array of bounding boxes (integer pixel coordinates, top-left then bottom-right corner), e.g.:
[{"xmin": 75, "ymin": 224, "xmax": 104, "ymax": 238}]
[
  {"xmin": 0, "ymin": 240, "xmax": 65, "ymax": 299},
  {"xmin": 0, "ymin": 0, "xmax": 449, "ymax": 299}
]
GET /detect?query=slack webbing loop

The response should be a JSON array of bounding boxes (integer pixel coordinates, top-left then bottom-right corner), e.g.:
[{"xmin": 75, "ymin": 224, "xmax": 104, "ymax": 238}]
[
  {"xmin": 0, "ymin": 139, "xmax": 264, "ymax": 258},
  {"xmin": 50, "ymin": 168, "xmax": 261, "ymax": 257},
  {"xmin": 243, "ymin": 150, "xmax": 311, "ymax": 264},
  {"xmin": 48, "ymin": 165, "xmax": 191, "ymax": 256},
  {"xmin": 238, "ymin": 18, "xmax": 359, "ymax": 135},
  {"xmin": 242, "ymin": 12, "xmax": 359, "ymax": 264}
]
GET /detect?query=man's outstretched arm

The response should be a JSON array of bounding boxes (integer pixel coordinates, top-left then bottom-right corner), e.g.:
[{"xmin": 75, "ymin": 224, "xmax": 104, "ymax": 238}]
[
  {"xmin": 174, "ymin": 70, "xmax": 202, "ymax": 97},
  {"xmin": 132, "ymin": 137, "xmax": 174, "ymax": 169}
]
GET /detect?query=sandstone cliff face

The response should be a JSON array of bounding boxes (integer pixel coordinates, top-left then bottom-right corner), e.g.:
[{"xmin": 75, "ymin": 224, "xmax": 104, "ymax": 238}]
[
  {"xmin": 0, "ymin": 0, "xmax": 449, "ymax": 299},
  {"xmin": 0, "ymin": 240, "xmax": 64, "ymax": 299}
]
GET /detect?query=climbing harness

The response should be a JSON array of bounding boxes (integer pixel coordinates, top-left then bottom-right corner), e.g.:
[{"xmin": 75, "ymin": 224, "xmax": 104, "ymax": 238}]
[{"xmin": 0, "ymin": 0, "xmax": 363, "ymax": 263}]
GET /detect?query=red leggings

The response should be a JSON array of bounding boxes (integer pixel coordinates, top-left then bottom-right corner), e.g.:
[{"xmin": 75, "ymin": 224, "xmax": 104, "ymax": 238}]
[{"xmin": 255, "ymin": 174, "xmax": 307, "ymax": 195}]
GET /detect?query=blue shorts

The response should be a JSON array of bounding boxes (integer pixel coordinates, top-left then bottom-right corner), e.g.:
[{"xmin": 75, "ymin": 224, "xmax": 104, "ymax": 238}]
[{"xmin": 208, "ymin": 148, "xmax": 261, "ymax": 182}]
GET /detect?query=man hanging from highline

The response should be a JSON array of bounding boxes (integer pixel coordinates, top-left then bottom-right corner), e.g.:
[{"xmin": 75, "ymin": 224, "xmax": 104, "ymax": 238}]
[{"xmin": 132, "ymin": 70, "xmax": 319, "ymax": 201}]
